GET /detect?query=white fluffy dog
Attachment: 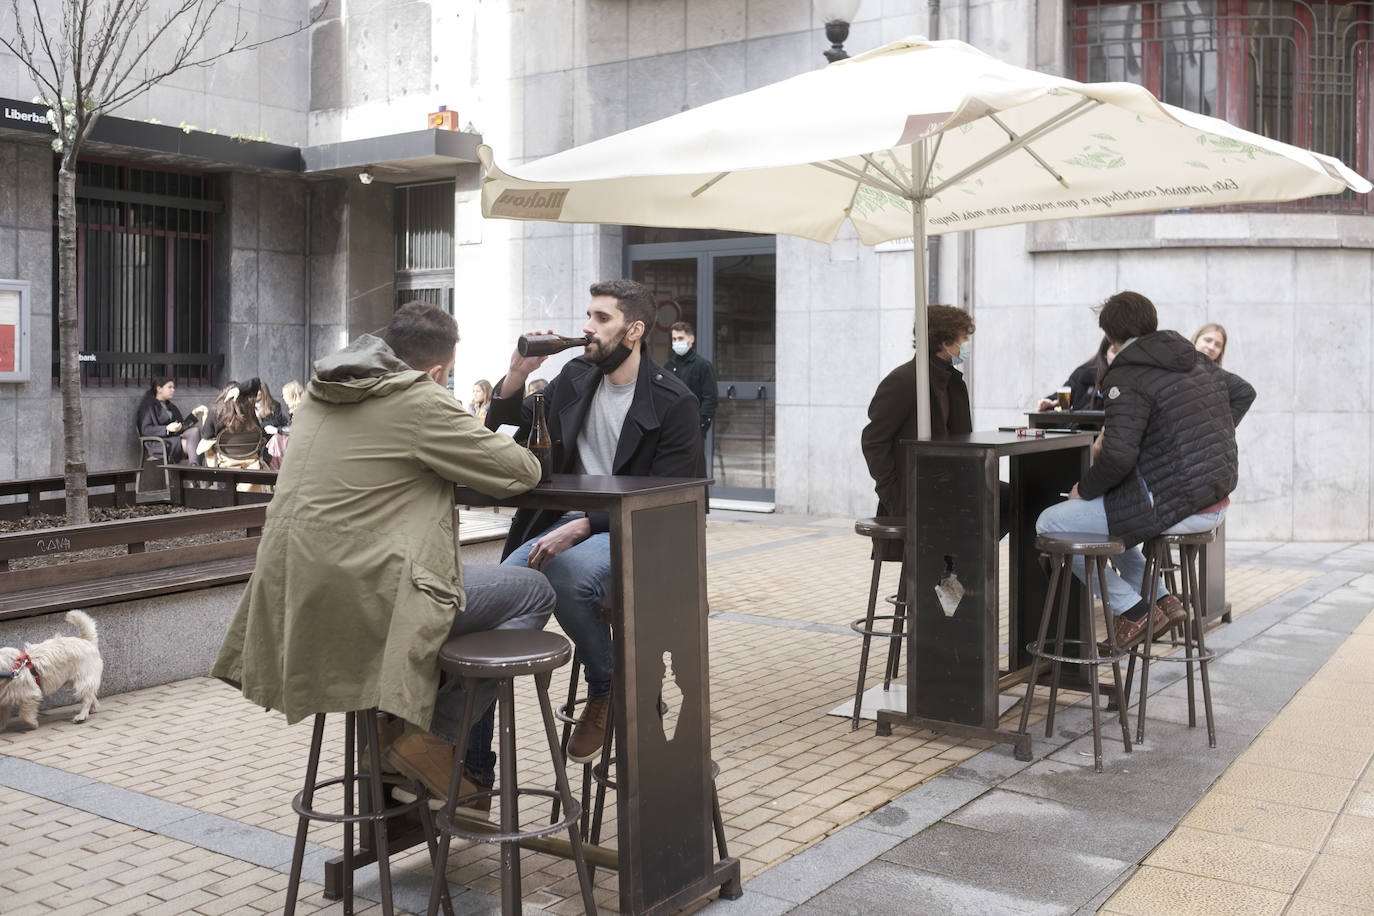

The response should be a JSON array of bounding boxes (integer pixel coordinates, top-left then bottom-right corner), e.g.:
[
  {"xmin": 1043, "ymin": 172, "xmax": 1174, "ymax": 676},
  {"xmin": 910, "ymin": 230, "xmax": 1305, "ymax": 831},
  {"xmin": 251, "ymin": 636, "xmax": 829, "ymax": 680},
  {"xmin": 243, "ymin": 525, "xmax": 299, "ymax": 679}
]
[{"xmin": 0, "ymin": 610, "xmax": 103, "ymax": 730}]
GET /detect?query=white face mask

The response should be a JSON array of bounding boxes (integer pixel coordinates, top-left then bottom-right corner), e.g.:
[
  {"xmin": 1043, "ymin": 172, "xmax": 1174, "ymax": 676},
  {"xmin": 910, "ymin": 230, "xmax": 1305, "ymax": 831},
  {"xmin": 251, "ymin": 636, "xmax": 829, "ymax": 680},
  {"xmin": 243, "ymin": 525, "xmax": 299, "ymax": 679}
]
[{"xmin": 671, "ymin": 341, "xmax": 690, "ymax": 356}]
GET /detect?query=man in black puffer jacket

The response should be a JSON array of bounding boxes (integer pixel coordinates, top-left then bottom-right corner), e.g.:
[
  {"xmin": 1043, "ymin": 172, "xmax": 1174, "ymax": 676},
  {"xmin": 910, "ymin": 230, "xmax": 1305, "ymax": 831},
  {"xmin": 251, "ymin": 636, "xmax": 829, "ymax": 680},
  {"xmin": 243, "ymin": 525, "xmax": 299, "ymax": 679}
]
[{"xmin": 1037, "ymin": 291, "xmax": 1256, "ymax": 649}]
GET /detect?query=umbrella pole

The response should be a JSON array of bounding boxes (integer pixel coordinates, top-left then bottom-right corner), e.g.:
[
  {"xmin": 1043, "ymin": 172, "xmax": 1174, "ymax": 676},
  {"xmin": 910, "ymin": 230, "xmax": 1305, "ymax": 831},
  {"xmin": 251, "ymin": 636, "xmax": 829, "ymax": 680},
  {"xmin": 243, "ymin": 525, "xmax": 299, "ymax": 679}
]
[{"xmin": 911, "ymin": 143, "xmax": 931, "ymax": 440}]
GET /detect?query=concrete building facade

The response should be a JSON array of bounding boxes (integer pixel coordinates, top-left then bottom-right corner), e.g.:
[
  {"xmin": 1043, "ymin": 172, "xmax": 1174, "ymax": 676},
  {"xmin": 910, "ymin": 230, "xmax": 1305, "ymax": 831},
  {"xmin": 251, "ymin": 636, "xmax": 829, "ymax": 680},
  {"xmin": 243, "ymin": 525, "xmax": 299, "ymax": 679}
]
[{"xmin": 0, "ymin": 0, "xmax": 1370, "ymax": 540}]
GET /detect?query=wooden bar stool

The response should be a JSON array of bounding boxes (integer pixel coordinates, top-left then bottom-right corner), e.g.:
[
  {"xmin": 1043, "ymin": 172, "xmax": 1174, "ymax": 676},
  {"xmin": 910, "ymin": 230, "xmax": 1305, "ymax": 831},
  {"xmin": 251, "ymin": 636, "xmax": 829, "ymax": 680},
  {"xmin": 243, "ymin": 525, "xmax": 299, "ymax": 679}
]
[
  {"xmin": 851, "ymin": 517, "xmax": 908, "ymax": 730},
  {"xmin": 425, "ymin": 630, "xmax": 597, "ymax": 916},
  {"xmin": 284, "ymin": 708, "xmax": 452, "ymax": 916},
  {"xmin": 1018, "ymin": 532, "xmax": 1133, "ymax": 772},
  {"xmin": 1126, "ymin": 529, "xmax": 1219, "ymax": 747}
]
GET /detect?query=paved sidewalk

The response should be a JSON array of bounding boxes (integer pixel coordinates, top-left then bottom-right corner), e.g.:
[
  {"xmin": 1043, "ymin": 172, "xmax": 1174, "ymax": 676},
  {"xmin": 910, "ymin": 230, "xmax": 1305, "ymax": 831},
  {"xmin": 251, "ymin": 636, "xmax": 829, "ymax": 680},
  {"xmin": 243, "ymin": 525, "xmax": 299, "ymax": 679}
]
[
  {"xmin": 700, "ymin": 537, "xmax": 1374, "ymax": 915},
  {"xmin": 0, "ymin": 515, "xmax": 1364, "ymax": 915}
]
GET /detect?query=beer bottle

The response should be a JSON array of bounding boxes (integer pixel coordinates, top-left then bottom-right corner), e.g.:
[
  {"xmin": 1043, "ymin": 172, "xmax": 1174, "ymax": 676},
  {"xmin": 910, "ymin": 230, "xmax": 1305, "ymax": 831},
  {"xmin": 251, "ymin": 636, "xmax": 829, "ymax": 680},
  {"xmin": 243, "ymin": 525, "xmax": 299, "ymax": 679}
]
[
  {"xmin": 518, "ymin": 332, "xmax": 592, "ymax": 357},
  {"xmin": 528, "ymin": 392, "xmax": 553, "ymax": 483}
]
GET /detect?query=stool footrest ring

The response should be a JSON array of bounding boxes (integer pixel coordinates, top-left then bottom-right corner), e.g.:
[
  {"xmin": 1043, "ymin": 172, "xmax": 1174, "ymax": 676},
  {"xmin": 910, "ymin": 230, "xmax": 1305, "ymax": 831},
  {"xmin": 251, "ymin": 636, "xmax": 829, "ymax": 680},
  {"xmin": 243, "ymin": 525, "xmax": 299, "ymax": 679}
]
[
  {"xmin": 851, "ymin": 614, "xmax": 906, "ymax": 638},
  {"xmin": 1024, "ymin": 638, "xmax": 1128, "ymax": 666},
  {"xmin": 1132, "ymin": 645, "xmax": 1217, "ymax": 664},
  {"xmin": 292, "ymin": 773, "xmax": 422, "ymax": 825},
  {"xmin": 439, "ymin": 788, "xmax": 581, "ymax": 844}
]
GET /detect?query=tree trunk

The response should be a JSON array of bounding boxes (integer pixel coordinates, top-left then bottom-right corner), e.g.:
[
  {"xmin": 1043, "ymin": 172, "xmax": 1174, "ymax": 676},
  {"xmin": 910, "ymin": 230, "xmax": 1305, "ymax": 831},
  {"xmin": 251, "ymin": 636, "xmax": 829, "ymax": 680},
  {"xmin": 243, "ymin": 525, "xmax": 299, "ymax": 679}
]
[{"xmin": 58, "ymin": 151, "xmax": 89, "ymax": 525}]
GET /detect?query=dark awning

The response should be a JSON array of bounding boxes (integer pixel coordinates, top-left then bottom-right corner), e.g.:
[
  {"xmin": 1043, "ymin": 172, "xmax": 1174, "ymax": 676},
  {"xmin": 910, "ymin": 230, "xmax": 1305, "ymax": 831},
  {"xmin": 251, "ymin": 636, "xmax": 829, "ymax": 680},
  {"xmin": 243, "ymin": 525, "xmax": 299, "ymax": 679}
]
[{"xmin": 0, "ymin": 98, "xmax": 482, "ymax": 180}]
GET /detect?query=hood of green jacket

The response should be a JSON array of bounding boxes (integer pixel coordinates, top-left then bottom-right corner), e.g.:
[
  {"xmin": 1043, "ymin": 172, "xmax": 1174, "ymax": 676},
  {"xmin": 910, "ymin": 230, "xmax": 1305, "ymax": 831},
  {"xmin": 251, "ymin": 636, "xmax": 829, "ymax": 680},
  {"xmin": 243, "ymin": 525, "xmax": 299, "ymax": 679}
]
[{"xmin": 309, "ymin": 334, "xmax": 430, "ymax": 404}]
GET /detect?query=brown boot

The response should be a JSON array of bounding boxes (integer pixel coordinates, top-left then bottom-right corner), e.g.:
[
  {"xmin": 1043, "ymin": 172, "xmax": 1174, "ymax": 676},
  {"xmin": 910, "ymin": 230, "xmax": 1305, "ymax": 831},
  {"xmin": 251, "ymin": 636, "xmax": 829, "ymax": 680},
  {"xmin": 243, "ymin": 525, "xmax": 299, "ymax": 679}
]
[{"xmin": 567, "ymin": 695, "xmax": 610, "ymax": 764}]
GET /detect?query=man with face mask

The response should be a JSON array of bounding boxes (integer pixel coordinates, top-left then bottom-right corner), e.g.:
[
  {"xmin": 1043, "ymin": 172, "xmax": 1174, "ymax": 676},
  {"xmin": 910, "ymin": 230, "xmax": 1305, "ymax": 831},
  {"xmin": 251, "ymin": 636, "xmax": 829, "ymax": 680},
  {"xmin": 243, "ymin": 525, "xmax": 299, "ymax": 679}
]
[
  {"xmin": 863, "ymin": 305, "xmax": 974, "ymax": 518},
  {"xmin": 666, "ymin": 320, "xmax": 718, "ymax": 433},
  {"xmin": 484, "ymin": 279, "xmax": 705, "ymax": 762}
]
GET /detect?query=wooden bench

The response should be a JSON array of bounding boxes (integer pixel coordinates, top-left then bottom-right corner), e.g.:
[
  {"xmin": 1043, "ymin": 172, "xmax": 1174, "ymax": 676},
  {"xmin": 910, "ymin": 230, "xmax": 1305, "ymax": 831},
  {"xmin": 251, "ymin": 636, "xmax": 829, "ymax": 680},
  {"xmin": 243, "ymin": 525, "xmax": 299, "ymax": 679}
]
[
  {"xmin": 0, "ymin": 505, "xmax": 265, "ymax": 621},
  {"xmin": 0, "ymin": 470, "xmax": 142, "ymax": 521},
  {"xmin": 166, "ymin": 465, "xmax": 277, "ymax": 508}
]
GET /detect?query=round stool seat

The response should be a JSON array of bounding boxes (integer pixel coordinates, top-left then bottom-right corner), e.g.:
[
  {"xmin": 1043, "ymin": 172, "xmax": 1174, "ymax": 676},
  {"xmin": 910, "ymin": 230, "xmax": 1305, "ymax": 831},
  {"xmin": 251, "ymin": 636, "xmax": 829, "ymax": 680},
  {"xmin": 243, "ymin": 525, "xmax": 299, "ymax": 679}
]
[
  {"xmin": 1149, "ymin": 529, "xmax": 1217, "ymax": 546},
  {"xmin": 855, "ymin": 517, "xmax": 906, "ymax": 540},
  {"xmin": 439, "ymin": 630, "xmax": 571, "ymax": 679},
  {"xmin": 1035, "ymin": 532, "xmax": 1125, "ymax": 556}
]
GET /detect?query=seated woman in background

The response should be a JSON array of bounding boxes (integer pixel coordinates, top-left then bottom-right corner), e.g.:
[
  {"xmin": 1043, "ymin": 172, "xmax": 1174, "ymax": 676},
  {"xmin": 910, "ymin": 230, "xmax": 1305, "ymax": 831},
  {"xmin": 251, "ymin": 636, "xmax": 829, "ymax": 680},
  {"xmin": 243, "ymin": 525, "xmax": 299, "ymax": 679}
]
[
  {"xmin": 280, "ymin": 380, "xmax": 304, "ymax": 423},
  {"xmin": 254, "ymin": 381, "xmax": 291, "ymax": 432},
  {"xmin": 1192, "ymin": 323, "xmax": 1227, "ymax": 365},
  {"xmin": 266, "ymin": 381, "xmax": 304, "ymax": 470},
  {"xmin": 1036, "ymin": 337, "xmax": 1119, "ymax": 411},
  {"xmin": 197, "ymin": 379, "xmax": 268, "ymax": 472},
  {"xmin": 470, "ymin": 378, "xmax": 492, "ymax": 423},
  {"xmin": 135, "ymin": 376, "xmax": 203, "ymax": 465}
]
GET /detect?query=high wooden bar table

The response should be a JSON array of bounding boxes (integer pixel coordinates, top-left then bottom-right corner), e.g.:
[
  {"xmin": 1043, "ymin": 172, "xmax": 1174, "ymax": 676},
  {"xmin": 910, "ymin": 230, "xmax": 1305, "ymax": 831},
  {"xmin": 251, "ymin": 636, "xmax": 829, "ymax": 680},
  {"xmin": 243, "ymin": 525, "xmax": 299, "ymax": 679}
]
[
  {"xmin": 325, "ymin": 475, "xmax": 739, "ymax": 915},
  {"xmin": 875, "ymin": 431, "xmax": 1096, "ymax": 759},
  {"xmin": 458, "ymin": 475, "xmax": 738, "ymax": 914}
]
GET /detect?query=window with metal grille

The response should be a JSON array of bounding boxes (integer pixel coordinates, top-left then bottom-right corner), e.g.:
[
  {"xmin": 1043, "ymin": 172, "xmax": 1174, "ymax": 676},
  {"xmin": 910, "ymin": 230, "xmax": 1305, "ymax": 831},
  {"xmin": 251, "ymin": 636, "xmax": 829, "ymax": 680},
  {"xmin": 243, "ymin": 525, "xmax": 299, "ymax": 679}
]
[
  {"xmin": 394, "ymin": 182, "xmax": 455, "ymax": 308},
  {"xmin": 51, "ymin": 158, "xmax": 222, "ymax": 385},
  {"xmin": 1071, "ymin": 0, "xmax": 1372, "ymax": 213}
]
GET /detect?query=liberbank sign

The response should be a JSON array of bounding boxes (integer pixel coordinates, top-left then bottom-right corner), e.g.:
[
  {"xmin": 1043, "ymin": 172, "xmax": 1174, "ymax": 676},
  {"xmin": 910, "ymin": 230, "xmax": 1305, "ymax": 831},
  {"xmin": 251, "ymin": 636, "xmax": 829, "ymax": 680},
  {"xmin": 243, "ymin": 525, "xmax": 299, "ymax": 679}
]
[{"xmin": 1, "ymin": 99, "xmax": 51, "ymax": 134}]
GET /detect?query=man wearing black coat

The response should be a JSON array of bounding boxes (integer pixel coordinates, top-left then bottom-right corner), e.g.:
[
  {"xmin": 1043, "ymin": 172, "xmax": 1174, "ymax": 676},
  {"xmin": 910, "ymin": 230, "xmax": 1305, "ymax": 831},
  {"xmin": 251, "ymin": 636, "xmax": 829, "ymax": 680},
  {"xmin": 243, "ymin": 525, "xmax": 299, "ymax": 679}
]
[
  {"xmin": 666, "ymin": 321, "xmax": 718, "ymax": 432},
  {"xmin": 861, "ymin": 305, "xmax": 1006, "ymax": 560},
  {"xmin": 1037, "ymin": 291, "xmax": 1256, "ymax": 648},
  {"xmin": 485, "ymin": 279, "xmax": 703, "ymax": 762}
]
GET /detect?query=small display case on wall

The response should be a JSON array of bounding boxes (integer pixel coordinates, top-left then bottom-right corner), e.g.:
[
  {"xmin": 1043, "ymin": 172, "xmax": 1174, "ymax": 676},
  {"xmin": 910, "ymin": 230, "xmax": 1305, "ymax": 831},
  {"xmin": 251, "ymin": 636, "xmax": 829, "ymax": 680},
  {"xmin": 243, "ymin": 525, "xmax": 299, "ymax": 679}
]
[{"xmin": 0, "ymin": 279, "xmax": 30, "ymax": 383}]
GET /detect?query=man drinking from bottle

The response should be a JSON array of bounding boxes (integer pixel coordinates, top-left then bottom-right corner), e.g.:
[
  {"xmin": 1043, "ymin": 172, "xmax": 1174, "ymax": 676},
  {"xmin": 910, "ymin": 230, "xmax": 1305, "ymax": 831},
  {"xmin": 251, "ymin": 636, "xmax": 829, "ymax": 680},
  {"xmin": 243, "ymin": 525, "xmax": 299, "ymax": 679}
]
[{"xmin": 485, "ymin": 279, "xmax": 705, "ymax": 761}]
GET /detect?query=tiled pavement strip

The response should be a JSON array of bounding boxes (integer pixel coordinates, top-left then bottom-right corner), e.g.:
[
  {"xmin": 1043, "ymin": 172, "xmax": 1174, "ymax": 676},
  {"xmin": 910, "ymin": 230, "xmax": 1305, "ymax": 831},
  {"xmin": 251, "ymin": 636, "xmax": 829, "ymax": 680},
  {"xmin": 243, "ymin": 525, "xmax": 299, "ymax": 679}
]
[{"xmin": 0, "ymin": 514, "xmax": 1360, "ymax": 915}]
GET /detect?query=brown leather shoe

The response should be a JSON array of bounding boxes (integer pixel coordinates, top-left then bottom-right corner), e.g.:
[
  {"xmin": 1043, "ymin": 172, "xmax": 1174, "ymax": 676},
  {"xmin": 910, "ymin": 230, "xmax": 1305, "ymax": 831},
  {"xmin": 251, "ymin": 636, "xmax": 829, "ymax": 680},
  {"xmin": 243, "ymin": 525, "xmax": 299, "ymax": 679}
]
[
  {"xmin": 1111, "ymin": 612, "xmax": 1148, "ymax": 649},
  {"xmin": 386, "ymin": 732, "xmax": 492, "ymax": 819},
  {"xmin": 567, "ymin": 695, "xmax": 610, "ymax": 764},
  {"xmin": 1155, "ymin": 594, "xmax": 1187, "ymax": 629}
]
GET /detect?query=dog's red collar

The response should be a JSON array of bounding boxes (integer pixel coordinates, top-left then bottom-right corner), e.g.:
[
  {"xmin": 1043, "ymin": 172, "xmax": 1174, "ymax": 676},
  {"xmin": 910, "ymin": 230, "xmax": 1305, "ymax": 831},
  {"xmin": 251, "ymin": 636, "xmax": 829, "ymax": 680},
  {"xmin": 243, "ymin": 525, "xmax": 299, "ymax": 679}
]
[{"xmin": 9, "ymin": 652, "xmax": 39, "ymax": 686}]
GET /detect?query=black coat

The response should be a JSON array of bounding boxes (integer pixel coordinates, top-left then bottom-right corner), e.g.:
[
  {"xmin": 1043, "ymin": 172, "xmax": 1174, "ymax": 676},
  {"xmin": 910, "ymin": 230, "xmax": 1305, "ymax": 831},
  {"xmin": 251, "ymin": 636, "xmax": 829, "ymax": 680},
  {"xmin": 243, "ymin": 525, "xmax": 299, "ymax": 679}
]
[
  {"xmin": 1079, "ymin": 331, "xmax": 1256, "ymax": 547},
  {"xmin": 486, "ymin": 352, "xmax": 705, "ymax": 557},
  {"xmin": 136, "ymin": 397, "xmax": 189, "ymax": 463},
  {"xmin": 665, "ymin": 348, "xmax": 718, "ymax": 430},
  {"xmin": 861, "ymin": 356, "xmax": 972, "ymax": 559},
  {"xmin": 1045, "ymin": 363, "xmax": 1102, "ymax": 410}
]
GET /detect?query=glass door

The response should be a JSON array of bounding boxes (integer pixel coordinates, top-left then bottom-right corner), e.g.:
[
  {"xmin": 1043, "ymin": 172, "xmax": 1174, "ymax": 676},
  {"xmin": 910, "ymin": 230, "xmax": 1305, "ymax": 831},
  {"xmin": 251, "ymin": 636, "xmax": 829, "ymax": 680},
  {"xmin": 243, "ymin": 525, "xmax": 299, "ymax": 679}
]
[{"xmin": 629, "ymin": 237, "xmax": 776, "ymax": 503}]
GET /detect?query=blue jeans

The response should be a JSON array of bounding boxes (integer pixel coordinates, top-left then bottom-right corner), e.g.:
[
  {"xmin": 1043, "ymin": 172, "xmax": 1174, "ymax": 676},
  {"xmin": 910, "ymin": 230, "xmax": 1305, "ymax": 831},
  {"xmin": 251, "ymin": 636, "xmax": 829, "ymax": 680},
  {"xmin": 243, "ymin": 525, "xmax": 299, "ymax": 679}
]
[
  {"xmin": 430, "ymin": 563, "xmax": 555, "ymax": 786},
  {"xmin": 1035, "ymin": 496, "xmax": 1225, "ymax": 616},
  {"xmin": 503, "ymin": 512, "xmax": 614, "ymax": 698}
]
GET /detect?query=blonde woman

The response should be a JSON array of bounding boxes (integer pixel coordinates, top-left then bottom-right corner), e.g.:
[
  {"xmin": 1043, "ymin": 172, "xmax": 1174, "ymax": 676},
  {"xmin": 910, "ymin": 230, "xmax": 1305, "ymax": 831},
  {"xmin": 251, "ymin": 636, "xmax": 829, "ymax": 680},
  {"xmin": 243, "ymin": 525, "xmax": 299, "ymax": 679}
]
[{"xmin": 1192, "ymin": 323, "xmax": 1227, "ymax": 366}]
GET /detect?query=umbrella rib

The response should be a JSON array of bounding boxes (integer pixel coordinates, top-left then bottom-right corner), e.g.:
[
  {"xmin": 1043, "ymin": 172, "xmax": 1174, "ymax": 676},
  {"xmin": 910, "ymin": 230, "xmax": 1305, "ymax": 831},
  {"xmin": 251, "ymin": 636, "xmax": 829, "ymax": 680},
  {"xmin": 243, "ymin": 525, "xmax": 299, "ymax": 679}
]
[
  {"xmin": 860, "ymin": 153, "xmax": 914, "ymax": 196},
  {"xmin": 813, "ymin": 161, "xmax": 910, "ymax": 199},
  {"xmin": 987, "ymin": 113, "xmax": 1069, "ymax": 188},
  {"xmin": 690, "ymin": 172, "xmax": 732, "ymax": 198},
  {"xmin": 929, "ymin": 97, "xmax": 1101, "ymax": 196}
]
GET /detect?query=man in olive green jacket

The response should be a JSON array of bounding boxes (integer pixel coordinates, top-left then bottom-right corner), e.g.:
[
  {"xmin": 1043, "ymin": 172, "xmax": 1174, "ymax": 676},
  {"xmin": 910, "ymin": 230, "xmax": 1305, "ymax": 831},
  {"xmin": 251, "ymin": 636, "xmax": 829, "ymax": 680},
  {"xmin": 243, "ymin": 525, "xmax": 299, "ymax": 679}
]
[{"xmin": 213, "ymin": 302, "xmax": 552, "ymax": 807}]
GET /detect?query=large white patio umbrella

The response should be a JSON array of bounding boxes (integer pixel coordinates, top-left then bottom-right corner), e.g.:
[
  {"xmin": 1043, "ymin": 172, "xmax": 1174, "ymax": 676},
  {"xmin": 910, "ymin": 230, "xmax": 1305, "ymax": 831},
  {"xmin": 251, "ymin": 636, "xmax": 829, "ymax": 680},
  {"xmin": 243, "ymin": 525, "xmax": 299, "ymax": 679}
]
[{"xmin": 479, "ymin": 37, "xmax": 1369, "ymax": 436}]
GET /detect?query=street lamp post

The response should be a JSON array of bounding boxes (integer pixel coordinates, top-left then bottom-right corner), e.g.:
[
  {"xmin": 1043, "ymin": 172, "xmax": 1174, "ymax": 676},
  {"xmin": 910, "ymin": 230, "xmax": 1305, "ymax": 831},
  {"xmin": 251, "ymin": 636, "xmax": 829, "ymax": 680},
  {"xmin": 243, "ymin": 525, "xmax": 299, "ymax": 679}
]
[{"xmin": 815, "ymin": 0, "xmax": 863, "ymax": 62}]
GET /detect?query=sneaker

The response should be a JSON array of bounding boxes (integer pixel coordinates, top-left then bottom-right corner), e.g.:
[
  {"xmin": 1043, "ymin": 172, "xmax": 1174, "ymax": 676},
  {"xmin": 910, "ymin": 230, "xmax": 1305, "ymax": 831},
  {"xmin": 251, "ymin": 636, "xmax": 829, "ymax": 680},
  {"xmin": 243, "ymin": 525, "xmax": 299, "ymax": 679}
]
[
  {"xmin": 386, "ymin": 733, "xmax": 493, "ymax": 820},
  {"xmin": 567, "ymin": 695, "xmax": 610, "ymax": 764},
  {"xmin": 1155, "ymin": 594, "xmax": 1187, "ymax": 629}
]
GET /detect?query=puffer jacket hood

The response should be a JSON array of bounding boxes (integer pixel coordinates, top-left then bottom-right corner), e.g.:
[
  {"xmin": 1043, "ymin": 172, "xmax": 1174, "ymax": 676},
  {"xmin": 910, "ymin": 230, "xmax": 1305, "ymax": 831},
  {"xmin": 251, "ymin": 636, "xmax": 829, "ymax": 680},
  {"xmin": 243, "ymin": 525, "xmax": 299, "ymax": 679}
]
[
  {"xmin": 1111, "ymin": 330, "xmax": 1197, "ymax": 375},
  {"xmin": 308, "ymin": 334, "xmax": 429, "ymax": 404},
  {"xmin": 1078, "ymin": 330, "xmax": 1256, "ymax": 547}
]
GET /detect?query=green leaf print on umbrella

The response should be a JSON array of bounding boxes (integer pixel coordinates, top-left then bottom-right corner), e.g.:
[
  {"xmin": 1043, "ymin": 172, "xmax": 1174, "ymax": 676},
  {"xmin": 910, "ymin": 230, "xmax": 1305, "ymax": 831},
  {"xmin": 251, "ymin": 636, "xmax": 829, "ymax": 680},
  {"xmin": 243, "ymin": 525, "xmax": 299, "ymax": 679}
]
[{"xmin": 1063, "ymin": 144, "xmax": 1126, "ymax": 169}]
